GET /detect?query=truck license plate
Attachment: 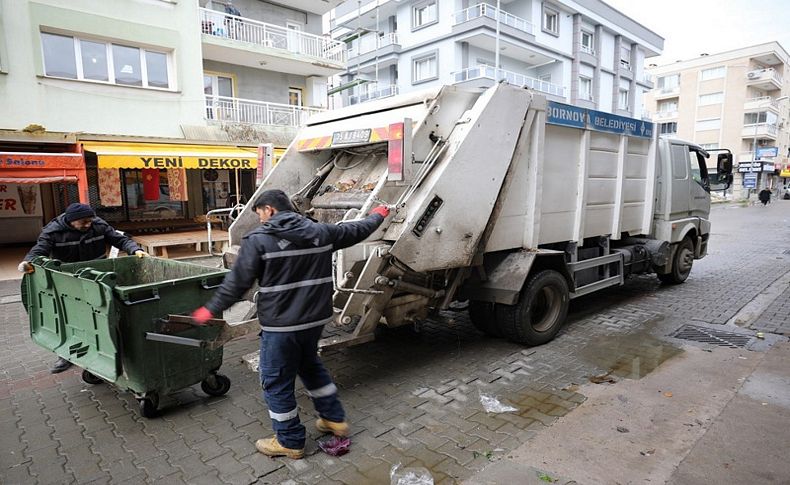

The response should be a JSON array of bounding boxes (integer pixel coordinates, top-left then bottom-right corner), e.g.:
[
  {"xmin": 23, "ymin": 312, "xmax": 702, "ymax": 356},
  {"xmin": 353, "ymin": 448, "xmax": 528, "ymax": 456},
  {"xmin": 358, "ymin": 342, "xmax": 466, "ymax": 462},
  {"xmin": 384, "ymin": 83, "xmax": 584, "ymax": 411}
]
[{"xmin": 332, "ymin": 129, "xmax": 371, "ymax": 146}]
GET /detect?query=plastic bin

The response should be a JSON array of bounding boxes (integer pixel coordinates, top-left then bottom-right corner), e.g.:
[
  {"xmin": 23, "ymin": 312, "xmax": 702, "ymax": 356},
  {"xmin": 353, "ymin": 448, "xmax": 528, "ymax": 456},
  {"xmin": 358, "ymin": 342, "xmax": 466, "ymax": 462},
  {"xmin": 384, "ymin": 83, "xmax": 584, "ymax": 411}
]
[{"xmin": 21, "ymin": 256, "xmax": 231, "ymax": 417}]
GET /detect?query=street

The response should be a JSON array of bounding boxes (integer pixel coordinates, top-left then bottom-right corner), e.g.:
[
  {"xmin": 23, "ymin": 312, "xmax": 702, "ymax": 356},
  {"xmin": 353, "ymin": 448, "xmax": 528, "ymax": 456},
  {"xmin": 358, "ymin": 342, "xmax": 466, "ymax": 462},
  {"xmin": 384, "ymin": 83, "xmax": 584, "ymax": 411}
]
[{"xmin": 1, "ymin": 199, "xmax": 789, "ymax": 485}]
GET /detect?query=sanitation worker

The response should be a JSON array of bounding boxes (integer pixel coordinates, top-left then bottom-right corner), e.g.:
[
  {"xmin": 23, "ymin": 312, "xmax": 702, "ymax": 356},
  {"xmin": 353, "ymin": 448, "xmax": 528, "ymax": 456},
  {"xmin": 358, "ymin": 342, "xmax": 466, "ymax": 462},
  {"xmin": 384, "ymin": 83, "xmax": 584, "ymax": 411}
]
[
  {"xmin": 18, "ymin": 203, "xmax": 147, "ymax": 373},
  {"xmin": 192, "ymin": 189, "xmax": 389, "ymax": 459}
]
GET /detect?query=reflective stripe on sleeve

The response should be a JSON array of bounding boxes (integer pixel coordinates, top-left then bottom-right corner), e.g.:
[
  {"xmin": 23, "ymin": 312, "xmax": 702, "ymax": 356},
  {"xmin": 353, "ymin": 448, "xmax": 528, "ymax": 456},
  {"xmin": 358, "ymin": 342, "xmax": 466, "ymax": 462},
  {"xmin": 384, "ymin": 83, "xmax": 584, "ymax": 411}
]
[
  {"xmin": 268, "ymin": 408, "xmax": 299, "ymax": 422},
  {"xmin": 306, "ymin": 383, "xmax": 337, "ymax": 398}
]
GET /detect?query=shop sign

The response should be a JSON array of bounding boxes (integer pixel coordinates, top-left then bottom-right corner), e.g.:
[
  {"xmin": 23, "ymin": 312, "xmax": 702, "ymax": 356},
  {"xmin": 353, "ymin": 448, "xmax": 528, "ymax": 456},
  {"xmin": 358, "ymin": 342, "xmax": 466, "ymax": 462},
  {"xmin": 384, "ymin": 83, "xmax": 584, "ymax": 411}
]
[
  {"xmin": 98, "ymin": 155, "xmax": 257, "ymax": 169},
  {"xmin": 756, "ymin": 147, "xmax": 779, "ymax": 158},
  {"xmin": 738, "ymin": 161, "xmax": 762, "ymax": 172},
  {"xmin": 743, "ymin": 173, "xmax": 757, "ymax": 189},
  {"xmin": 1, "ymin": 153, "xmax": 83, "ymax": 170},
  {"xmin": 0, "ymin": 183, "xmax": 44, "ymax": 218}
]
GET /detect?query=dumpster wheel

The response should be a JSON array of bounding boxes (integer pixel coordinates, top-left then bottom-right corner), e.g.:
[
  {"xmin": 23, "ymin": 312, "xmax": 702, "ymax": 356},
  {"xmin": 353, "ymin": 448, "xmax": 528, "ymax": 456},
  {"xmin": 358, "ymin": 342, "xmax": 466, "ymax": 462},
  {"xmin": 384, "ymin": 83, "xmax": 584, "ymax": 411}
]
[
  {"xmin": 201, "ymin": 373, "xmax": 231, "ymax": 397},
  {"xmin": 137, "ymin": 392, "xmax": 159, "ymax": 419},
  {"xmin": 81, "ymin": 370, "xmax": 103, "ymax": 385}
]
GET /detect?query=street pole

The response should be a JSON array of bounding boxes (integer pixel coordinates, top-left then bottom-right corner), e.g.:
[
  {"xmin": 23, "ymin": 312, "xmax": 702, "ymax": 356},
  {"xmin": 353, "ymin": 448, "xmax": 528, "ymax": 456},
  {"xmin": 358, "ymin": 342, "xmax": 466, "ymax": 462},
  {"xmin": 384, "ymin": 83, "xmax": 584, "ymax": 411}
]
[{"xmin": 494, "ymin": 0, "xmax": 501, "ymax": 81}]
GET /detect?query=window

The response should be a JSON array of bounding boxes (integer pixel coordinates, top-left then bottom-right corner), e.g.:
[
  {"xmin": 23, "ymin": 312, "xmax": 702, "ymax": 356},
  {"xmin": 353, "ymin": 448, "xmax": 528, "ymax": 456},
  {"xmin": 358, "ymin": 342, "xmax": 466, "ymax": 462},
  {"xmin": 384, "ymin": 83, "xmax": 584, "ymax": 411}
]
[
  {"xmin": 578, "ymin": 76, "xmax": 592, "ymax": 100},
  {"xmin": 698, "ymin": 92, "xmax": 723, "ymax": 106},
  {"xmin": 695, "ymin": 118, "xmax": 721, "ymax": 131},
  {"xmin": 689, "ymin": 149, "xmax": 708, "ymax": 188},
  {"xmin": 542, "ymin": 4, "xmax": 559, "ymax": 36},
  {"xmin": 580, "ymin": 30, "xmax": 594, "ymax": 54},
  {"xmin": 412, "ymin": 52, "xmax": 437, "ymax": 83},
  {"xmin": 701, "ymin": 66, "xmax": 726, "ymax": 80},
  {"xmin": 658, "ymin": 99, "xmax": 677, "ymax": 113},
  {"xmin": 204, "ymin": 73, "xmax": 234, "ymax": 119},
  {"xmin": 41, "ymin": 32, "xmax": 171, "ymax": 89},
  {"xmin": 620, "ymin": 46, "xmax": 631, "ymax": 70},
  {"xmin": 124, "ymin": 170, "xmax": 185, "ymax": 221},
  {"xmin": 744, "ymin": 111, "xmax": 777, "ymax": 125},
  {"xmin": 659, "ymin": 122, "xmax": 677, "ymax": 135},
  {"xmin": 618, "ymin": 89, "xmax": 629, "ymax": 110},
  {"xmin": 657, "ymin": 74, "xmax": 679, "ymax": 91},
  {"xmin": 289, "ymin": 88, "xmax": 303, "ymax": 106},
  {"xmin": 412, "ymin": 1, "xmax": 437, "ymax": 30}
]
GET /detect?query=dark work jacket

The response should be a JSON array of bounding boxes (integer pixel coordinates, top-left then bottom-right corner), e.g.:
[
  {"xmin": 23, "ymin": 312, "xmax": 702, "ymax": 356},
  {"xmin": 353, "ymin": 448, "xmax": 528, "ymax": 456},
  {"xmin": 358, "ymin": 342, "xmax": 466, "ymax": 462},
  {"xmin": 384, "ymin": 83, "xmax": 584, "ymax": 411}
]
[
  {"xmin": 205, "ymin": 211, "xmax": 384, "ymax": 332},
  {"xmin": 24, "ymin": 215, "xmax": 141, "ymax": 263}
]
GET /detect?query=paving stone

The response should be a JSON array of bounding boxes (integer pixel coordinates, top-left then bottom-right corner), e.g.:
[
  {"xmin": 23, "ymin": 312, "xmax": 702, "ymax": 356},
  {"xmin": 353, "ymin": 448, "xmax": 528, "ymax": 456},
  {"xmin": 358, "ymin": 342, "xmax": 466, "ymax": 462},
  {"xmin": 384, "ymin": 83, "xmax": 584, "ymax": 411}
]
[
  {"xmin": 137, "ymin": 454, "xmax": 180, "ymax": 481},
  {"xmin": 100, "ymin": 459, "xmax": 145, "ymax": 483},
  {"xmin": 206, "ymin": 451, "xmax": 251, "ymax": 481}
]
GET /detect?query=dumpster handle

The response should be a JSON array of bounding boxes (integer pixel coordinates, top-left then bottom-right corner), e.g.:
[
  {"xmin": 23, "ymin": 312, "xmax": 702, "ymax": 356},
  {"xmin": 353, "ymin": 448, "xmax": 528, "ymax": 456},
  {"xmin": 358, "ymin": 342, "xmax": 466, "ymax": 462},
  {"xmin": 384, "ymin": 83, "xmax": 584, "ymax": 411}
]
[
  {"xmin": 123, "ymin": 290, "xmax": 160, "ymax": 306},
  {"xmin": 200, "ymin": 279, "xmax": 223, "ymax": 290}
]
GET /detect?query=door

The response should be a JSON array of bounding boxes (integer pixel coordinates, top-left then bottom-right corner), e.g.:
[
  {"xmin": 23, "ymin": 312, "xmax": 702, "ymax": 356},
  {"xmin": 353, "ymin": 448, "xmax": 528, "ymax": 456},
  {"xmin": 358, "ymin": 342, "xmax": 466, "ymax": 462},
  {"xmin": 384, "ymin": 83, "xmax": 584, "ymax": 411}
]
[
  {"xmin": 688, "ymin": 148, "xmax": 711, "ymax": 218},
  {"xmin": 286, "ymin": 22, "xmax": 302, "ymax": 53},
  {"xmin": 204, "ymin": 73, "xmax": 235, "ymax": 120},
  {"xmin": 669, "ymin": 143, "xmax": 690, "ymax": 218}
]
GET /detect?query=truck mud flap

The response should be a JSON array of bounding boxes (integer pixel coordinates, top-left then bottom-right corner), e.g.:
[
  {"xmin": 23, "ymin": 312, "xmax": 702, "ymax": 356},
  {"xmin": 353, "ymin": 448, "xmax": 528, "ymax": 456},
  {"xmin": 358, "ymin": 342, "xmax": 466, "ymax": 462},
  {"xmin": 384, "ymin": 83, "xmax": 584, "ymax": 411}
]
[{"xmin": 459, "ymin": 251, "xmax": 537, "ymax": 305}]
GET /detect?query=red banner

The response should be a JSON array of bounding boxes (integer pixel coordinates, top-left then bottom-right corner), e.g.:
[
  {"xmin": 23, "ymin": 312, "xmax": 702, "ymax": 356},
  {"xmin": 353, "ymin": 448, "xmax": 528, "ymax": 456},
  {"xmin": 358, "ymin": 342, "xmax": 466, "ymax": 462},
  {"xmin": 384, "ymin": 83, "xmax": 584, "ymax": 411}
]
[{"xmin": 142, "ymin": 168, "xmax": 160, "ymax": 201}]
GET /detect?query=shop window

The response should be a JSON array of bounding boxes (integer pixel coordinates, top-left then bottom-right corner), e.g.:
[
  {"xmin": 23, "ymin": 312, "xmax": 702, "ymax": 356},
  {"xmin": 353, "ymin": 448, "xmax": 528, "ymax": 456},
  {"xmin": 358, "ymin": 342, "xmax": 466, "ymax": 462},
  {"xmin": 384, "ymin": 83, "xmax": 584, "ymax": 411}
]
[
  {"xmin": 124, "ymin": 170, "xmax": 184, "ymax": 221},
  {"xmin": 41, "ymin": 31, "xmax": 172, "ymax": 90}
]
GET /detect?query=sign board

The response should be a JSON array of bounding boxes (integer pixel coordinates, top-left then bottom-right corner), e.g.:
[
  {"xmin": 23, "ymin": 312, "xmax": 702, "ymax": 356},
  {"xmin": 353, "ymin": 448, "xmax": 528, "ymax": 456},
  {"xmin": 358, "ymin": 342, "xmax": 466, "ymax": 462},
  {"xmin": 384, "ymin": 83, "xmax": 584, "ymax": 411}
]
[
  {"xmin": 781, "ymin": 166, "xmax": 790, "ymax": 178},
  {"xmin": 1, "ymin": 152, "xmax": 83, "ymax": 170},
  {"xmin": 761, "ymin": 162, "xmax": 776, "ymax": 172},
  {"xmin": 0, "ymin": 183, "xmax": 44, "ymax": 218},
  {"xmin": 547, "ymin": 102, "xmax": 654, "ymax": 138},
  {"xmin": 757, "ymin": 147, "xmax": 779, "ymax": 158},
  {"xmin": 738, "ymin": 161, "xmax": 762, "ymax": 172},
  {"xmin": 743, "ymin": 173, "xmax": 757, "ymax": 189},
  {"xmin": 331, "ymin": 129, "xmax": 371, "ymax": 146}
]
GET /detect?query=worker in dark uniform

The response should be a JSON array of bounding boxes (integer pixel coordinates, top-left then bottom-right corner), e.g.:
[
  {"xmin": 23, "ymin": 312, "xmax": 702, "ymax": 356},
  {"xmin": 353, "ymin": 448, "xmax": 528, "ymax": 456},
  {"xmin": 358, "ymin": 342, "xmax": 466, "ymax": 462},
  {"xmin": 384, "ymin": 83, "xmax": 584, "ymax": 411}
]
[
  {"xmin": 18, "ymin": 203, "xmax": 147, "ymax": 373},
  {"xmin": 192, "ymin": 189, "xmax": 389, "ymax": 459}
]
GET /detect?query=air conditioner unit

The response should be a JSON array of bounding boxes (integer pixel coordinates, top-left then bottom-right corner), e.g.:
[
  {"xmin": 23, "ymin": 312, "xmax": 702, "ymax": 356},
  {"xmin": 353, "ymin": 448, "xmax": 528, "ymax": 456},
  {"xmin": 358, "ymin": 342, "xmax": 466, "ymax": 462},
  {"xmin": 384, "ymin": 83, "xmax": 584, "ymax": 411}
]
[{"xmin": 747, "ymin": 72, "xmax": 758, "ymax": 79}]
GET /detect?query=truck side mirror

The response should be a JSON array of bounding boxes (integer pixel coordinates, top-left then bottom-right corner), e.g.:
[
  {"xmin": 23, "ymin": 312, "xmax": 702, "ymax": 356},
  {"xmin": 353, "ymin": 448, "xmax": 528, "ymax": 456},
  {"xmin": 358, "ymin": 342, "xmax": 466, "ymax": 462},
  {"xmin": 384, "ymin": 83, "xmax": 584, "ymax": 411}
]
[{"xmin": 717, "ymin": 153, "xmax": 733, "ymax": 175}]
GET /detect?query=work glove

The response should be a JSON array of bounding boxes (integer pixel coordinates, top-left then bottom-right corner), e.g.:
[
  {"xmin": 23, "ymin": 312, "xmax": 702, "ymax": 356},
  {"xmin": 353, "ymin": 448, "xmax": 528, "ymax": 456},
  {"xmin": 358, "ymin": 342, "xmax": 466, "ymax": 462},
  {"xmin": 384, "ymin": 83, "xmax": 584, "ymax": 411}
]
[
  {"xmin": 191, "ymin": 306, "xmax": 213, "ymax": 325},
  {"xmin": 17, "ymin": 261, "xmax": 33, "ymax": 274},
  {"xmin": 370, "ymin": 205, "xmax": 390, "ymax": 218},
  {"xmin": 134, "ymin": 250, "xmax": 148, "ymax": 258}
]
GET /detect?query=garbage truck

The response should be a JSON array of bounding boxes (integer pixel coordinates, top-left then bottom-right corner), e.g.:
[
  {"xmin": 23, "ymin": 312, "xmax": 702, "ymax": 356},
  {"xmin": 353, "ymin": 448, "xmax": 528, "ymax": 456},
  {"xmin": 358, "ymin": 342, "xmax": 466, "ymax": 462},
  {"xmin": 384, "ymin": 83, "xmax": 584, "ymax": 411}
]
[{"xmin": 226, "ymin": 83, "xmax": 733, "ymax": 348}]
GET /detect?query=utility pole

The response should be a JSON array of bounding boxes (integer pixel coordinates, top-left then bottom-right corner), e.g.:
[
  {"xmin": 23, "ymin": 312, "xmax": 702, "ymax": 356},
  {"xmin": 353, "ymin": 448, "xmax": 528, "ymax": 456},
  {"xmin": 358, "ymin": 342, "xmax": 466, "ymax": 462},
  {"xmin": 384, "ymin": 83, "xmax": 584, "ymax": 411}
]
[{"xmin": 494, "ymin": 0, "xmax": 501, "ymax": 80}]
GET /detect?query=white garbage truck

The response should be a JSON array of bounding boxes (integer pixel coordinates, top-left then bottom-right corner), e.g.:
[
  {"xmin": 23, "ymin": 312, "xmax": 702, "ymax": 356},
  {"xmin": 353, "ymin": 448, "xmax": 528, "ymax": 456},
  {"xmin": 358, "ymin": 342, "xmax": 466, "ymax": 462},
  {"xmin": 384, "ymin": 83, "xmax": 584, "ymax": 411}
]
[{"xmin": 225, "ymin": 83, "xmax": 733, "ymax": 348}]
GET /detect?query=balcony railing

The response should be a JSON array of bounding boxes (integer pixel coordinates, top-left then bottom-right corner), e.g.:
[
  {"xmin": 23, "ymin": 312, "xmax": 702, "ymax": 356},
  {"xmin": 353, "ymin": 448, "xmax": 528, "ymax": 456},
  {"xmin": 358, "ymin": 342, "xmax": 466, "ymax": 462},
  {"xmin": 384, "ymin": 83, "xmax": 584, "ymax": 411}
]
[
  {"xmin": 742, "ymin": 123, "xmax": 778, "ymax": 138},
  {"xmin": 348, "ymin": 33, "xmax": 400, "ymax": 58},
  {"xmin": 655, "ymin": 110, "xmax": 678, "ymax": 119},
  {"xmin": 199, "ymin": 7, "xmax": 346, "ymax": 64},
  {"xmin": 746, "ymin": 68, "xmax": 783, "ymax": 85},
  {"xmin": 205, "ymin": 95, "xmax": 324, "ymax": 127},
  {"xmin": 453, "ymin": 66, "xmax": 565, "ymax": 97},
  {"xmin": 580, "ymin": 44, "xmax": 595, "ymax": 55},
  {"xmin": 619, "ymin": 59, "xmax": 632, "ymax": 71},
  {"xmin": 642, "ymin": 73, "xmax": 654, "ymax": 84},
  {"xmin": 348, "ymin": 84, "xmax": 399, "ymax": 105},
  {"xmin": 454, "ymin": 3, "xmax": 533, "ymax": 35},
  {"xmin": 744, "ymin": 96, "xmax": 780, "ymax": 110}
]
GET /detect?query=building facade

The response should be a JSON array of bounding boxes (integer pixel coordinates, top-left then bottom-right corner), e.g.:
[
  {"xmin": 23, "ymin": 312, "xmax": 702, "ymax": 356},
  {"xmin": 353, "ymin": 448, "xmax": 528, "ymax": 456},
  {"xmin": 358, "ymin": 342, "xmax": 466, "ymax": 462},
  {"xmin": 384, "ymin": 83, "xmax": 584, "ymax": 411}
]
[
  {"xmin": 644, "ymin": 43, "xmax": 790, "ymax": 199},
  {"xmin": 0, "ymin": 0, "xmax": 345, "ymax": 243},
  {"xmin": 329, "ymin": 0, "xmax": 662, "ymax": 119}
]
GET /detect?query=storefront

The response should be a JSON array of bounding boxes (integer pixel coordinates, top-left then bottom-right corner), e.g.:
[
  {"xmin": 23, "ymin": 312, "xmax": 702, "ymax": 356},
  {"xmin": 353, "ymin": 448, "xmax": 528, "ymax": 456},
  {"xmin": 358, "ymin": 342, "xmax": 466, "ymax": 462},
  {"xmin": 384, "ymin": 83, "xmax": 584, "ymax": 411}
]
[
  {"xmin": 0, "ymin": 151, "xmax": 88, "ymax": 243},
  {"xmin": 80, "ymin": 142, "xmax": 258, "ymax": 232}
]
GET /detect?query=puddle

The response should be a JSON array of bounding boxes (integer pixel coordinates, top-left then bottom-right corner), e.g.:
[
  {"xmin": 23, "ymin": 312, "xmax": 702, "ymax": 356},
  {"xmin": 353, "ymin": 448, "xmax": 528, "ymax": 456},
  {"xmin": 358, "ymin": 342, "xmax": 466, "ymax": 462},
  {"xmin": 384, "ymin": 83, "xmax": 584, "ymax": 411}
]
[{"xmin": 578, "ymin": 326, "xmax": 683, "ymax": 380}]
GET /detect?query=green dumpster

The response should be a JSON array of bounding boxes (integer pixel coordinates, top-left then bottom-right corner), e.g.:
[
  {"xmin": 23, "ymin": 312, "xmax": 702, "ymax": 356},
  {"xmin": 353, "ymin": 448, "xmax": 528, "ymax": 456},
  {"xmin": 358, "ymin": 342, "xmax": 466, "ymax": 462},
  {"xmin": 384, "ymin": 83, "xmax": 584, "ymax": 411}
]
[{"xmin": 21, "ymin": 256, "xmax": 231, "ymax": 417}]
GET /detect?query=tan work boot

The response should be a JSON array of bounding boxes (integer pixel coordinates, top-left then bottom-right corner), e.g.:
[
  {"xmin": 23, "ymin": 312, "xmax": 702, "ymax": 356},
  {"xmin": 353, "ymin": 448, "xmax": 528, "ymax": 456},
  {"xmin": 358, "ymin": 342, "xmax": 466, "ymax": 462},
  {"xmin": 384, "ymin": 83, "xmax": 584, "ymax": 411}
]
[
  {"xmin": 315, "ymin": 418, "xmax": 350, "ymax": 437},
  {"xmin": 255, "ymin": 437, "xmax": 304, "ymax": 459}
]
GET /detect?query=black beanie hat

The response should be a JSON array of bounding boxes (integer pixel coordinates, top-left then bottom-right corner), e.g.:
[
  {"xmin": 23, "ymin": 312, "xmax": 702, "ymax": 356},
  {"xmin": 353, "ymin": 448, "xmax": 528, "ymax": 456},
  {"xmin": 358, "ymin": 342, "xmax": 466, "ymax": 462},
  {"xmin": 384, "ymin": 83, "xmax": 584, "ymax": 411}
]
[{"xmin": 64, "ymin": 203, "xmax": 96, "ymax": 222}]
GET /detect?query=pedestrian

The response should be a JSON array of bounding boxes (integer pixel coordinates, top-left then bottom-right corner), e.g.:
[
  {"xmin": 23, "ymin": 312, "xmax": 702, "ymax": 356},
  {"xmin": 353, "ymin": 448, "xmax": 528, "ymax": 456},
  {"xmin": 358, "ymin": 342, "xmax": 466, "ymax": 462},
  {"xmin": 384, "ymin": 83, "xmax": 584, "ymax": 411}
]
[
  {"xmin": 18, "ymin": 203, "xmax": 147, "ymax": 373},
  {"xmin": 758, "ymin": 188, "xmax": 772, "ymax": 206},
  {"xmin": 191, "ymin": 189, "xmax": 389, "ymax": 459}
]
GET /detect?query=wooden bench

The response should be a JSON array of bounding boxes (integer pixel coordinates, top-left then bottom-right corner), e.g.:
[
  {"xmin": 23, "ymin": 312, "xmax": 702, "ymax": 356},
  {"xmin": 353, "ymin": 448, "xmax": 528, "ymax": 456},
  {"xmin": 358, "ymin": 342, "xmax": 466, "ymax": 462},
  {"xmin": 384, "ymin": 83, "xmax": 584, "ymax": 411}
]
[{"xmin": 132, "ymin": 230, "xmax": 229, "ymax": 258}]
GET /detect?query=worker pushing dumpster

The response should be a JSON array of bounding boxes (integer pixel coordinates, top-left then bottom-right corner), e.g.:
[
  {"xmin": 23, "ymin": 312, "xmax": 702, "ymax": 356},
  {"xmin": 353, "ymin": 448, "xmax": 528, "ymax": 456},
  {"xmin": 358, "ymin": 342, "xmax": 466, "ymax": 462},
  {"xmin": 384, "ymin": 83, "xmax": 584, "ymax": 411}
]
[{"xmin": 21, "ymin": 255, "xmax": 257, "ymax": 417}]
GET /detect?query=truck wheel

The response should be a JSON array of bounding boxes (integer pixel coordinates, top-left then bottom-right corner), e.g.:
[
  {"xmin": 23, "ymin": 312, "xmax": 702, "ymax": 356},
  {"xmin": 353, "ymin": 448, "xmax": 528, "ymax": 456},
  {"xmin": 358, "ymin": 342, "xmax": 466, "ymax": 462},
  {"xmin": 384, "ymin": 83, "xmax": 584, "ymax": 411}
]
[
  {"xmin": 201, "ymin": 373, "xmax": 231, "ymax": 397},
  {"xmin": 138, "ymin": 393, "xmax": 159, "ymax": 419},
  {"xmin": 658, "ymin": 237, "xmax": 694, "ymax": 284},
  {"xmin": 469, "ymin": 301, "xmax": 501, "ymax": 337},
  {"xmin": 81, "ymin": 370, "xmax": 103, "ymax": 385},
  {"xmin": 495, "ymin": 270, "xmax": 569, "ymax": 346}
]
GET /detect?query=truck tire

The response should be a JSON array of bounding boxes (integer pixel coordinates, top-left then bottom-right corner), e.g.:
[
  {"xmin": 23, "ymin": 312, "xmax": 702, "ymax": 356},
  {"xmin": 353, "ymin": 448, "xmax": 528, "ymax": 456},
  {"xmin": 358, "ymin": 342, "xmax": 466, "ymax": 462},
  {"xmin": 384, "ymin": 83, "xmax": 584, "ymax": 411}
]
[
  {"xmin": 495, "ymin": 270, "xmax": 569, "ymax": 346},
  {"xmin": 469, "ymin": 301, "xmax": 501, "ymax": 337},
  {"xmin": 658, "ymin": 237, "xmax": 694, "ymax": 284}
]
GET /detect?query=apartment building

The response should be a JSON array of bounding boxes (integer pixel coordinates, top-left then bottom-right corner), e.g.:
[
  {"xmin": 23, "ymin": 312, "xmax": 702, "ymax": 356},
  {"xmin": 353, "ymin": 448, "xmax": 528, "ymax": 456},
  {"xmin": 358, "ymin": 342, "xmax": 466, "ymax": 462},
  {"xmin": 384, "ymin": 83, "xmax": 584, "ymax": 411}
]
[
  {"xmin": 0, "ymin": 0, "xmax": 345, "ymax": 243},
  {"xmin": 644, "ymin": 43, "xmax": 790, "ymax": 198},
  {"xmin": 328, "ymin": 0, "xmax": 663, "ymax": 119}
]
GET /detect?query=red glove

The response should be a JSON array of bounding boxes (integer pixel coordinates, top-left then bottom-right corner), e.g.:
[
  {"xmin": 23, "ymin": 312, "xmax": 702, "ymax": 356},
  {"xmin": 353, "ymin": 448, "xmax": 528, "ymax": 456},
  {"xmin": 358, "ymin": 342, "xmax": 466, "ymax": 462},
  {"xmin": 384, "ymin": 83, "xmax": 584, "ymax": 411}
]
[
  {"xmin": 191, "ymin": 306, "xmax": 213, "ymax": 325},
  {"xmin": 370, "ymin": 205, "xmax": 390, "ymax": 218}
]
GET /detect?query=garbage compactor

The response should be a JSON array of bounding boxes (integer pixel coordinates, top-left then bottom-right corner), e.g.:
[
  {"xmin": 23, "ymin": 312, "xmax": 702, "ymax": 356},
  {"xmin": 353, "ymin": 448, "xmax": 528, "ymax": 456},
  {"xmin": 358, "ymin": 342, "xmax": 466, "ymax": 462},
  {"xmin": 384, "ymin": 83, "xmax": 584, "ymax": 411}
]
[{"xmin": 21, "ymin": 256, "xmax": 257, "ymax": 418}]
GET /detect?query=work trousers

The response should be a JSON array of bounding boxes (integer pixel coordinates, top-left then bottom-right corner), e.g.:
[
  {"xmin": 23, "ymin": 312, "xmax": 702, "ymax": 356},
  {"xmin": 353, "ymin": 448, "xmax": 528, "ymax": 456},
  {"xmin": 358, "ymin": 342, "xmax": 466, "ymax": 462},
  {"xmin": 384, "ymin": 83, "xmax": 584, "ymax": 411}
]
[{"xmin": 259, "ymin": 325, "xmax": 344, "ymax": 449}]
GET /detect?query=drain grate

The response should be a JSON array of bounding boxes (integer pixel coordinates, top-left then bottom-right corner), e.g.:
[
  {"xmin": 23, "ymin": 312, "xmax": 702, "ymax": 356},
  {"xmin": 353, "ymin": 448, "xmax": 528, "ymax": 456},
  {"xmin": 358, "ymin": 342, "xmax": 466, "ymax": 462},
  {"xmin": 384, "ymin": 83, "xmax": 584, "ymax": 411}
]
[{"xmin": 671, "ymin": 325, "xmax": 752, "ymax": 348}]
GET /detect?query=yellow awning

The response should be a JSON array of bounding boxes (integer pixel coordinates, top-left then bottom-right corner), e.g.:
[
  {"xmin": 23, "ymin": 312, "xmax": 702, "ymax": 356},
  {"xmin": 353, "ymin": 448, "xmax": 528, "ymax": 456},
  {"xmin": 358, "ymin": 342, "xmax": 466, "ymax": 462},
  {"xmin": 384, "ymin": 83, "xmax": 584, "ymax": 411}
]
[{"xmin": 82, "ymin": 142, "xmax": 258, "ymax": 169}]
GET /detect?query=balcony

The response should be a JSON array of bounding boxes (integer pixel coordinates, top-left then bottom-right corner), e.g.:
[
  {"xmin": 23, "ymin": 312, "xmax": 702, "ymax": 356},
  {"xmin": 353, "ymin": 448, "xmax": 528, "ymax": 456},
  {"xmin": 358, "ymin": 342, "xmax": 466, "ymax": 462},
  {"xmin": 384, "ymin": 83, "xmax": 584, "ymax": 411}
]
[
  {"xmin": 741, "ymin": 123, "xmax": 778, "ymax": 139},
  {"xmin": 199, "ymin": 8, "xmax": 346, "ymax": 77},
  {"xmin": 745, "ymin": 68, "xmax": 783, "ymax": 91},
  {"xmin": 348, "ymin": 85, "xmax": 399, "ymax": 105},
  {"xmin": 204, "ymin": 96, "xmax": 324, "ymax": 128},
  {"xmin": 653, "ymin": 85, "xmax": 680, "ymax": 99},
  {"xmin": 654, "ymin": 110, "xmax": 678, "ymax": 120},
  {"xmin": 744, "ymin": 96, "xmax": 780, "ymax": 111},
  {"xmin": 454, "ymin": 3, "xmax": 533, "ymax": 35},
  {"xmin": 347, "ymin": 33, "xmax": 401, "ymax": 59},
  {"xmin": 453, "ymin": 66, "xmax": 565, "ymax": 98},
  {"xmin": 579, "ymin": 44, "xmax": 595, "ymax": 56}
]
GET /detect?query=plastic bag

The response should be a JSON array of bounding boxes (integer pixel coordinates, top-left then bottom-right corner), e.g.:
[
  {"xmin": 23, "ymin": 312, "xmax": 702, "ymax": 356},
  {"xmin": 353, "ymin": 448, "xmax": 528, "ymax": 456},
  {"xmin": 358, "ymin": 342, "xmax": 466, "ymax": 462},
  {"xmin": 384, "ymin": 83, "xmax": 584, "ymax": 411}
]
[
  {"xmin": 390, "ymin": 463, "xmax": 434, "ymax": 485},
  {"xmin": 479, "ymin": 393, "xmax": 517, "ymax": 413},
  {"xmin": 318, "ymin": 436, "xmax": 351, "ymax": 456}
]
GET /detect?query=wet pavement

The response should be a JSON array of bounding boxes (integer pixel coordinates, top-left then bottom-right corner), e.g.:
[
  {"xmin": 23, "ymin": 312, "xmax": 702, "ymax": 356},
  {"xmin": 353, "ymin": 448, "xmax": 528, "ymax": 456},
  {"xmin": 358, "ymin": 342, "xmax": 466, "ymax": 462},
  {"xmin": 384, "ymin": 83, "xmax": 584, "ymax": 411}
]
[{"xmin": 1, "ymin": 200, "xmax": 789, "ymax": 484}]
